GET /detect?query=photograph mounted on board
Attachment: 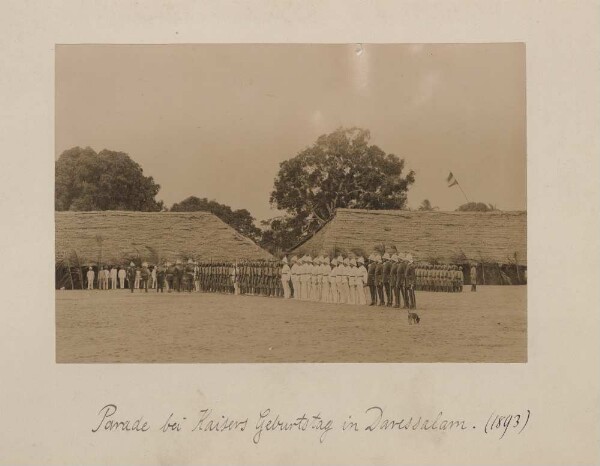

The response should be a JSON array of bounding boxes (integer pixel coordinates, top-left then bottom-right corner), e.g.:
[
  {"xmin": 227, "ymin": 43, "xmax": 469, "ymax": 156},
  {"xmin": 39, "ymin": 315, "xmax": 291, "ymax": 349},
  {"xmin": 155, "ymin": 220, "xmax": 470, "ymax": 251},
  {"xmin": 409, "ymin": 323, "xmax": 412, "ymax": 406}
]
[{"xmin": 55, "ymin": 43, "xmax": 526, "ymax": 363}]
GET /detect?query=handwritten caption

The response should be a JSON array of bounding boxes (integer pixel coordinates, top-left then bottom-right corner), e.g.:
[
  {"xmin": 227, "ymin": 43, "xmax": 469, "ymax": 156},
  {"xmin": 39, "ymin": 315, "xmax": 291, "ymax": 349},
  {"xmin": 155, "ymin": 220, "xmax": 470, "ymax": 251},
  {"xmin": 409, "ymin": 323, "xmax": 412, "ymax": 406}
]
[{"xmin": 91, "ymin": 404, "xmax": 531, "ymax": 443}]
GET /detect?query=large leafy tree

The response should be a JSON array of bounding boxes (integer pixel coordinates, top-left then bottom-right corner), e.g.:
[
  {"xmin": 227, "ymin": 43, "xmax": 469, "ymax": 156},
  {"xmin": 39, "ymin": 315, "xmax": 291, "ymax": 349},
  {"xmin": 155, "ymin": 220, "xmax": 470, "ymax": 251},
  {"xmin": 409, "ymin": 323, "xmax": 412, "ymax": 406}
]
[
  {"xmin": 170, "ymin": 196, "xmax": 262, "ymax": 243},
  {"xmin": 268, "ymin": 127, "xmax": 415, "ymax": 242},
  {"xmin": 55, "ymin": 147, "xmax": 163, "ymax": 211}
]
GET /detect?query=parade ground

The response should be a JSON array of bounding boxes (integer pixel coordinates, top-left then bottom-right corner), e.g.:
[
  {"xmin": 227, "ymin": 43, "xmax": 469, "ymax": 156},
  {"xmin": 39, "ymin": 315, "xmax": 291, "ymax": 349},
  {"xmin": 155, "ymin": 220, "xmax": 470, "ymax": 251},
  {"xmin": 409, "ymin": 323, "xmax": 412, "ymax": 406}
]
[{"xmin": 56, "ymin": 286, "xmax": 526, "ymax": 363}]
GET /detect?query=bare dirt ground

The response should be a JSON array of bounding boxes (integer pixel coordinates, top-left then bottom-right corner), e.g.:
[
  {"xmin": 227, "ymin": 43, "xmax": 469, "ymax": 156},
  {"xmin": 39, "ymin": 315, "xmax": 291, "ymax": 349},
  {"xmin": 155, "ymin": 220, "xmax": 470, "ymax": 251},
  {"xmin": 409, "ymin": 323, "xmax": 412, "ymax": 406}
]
[{"xmin": 56, "ymin": 286, "xmax": 526, "ymax": 363}]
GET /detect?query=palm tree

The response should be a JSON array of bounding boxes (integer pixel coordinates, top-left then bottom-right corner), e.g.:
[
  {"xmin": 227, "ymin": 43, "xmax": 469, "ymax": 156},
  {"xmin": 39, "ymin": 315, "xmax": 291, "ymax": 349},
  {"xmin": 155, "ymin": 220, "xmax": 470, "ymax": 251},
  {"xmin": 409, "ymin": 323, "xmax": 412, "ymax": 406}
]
[{"xmin": 418, "ymin": 199, "xmax": 439, "ymax": 211}]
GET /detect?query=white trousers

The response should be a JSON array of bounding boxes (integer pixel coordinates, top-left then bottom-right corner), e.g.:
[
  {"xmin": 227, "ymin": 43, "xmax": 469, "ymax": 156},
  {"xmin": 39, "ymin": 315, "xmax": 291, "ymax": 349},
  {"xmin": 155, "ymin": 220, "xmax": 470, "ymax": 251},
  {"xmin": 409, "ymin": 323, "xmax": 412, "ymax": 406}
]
[
  {"xmin": 291, "ymin": 277, "xmax": 300, "ymax": 300},
  {"xmin": 301, "ymin": 278, "xmax": 310, "ymax": 300},
  {"xmin": 348, "ymin": 281, "xmax": 356, "ymax": 305},
  {"xmin": 321, "ymin": 280, "xmax": 330, "ymax": 303},
  {"xmin": 329, "ymin": 280, "xmax": 338, "ymax": 303},
  {"xmin": 119, "ymin": 278, "xmax": 125, "ymax": 288},
  {"xmin": 356, "ymin": 283, "xmax": 367, "ymax": 305},
  {"xmin": 338, "ymin": 280, "xmax": 348, "ymax": 304},
  {"xmin": 282, "ymin": 276, "xmax": 291, "ymax": 298},
  {"xmin": 310, "ymin": 279, "xmax": 319, "ymax": 301}
]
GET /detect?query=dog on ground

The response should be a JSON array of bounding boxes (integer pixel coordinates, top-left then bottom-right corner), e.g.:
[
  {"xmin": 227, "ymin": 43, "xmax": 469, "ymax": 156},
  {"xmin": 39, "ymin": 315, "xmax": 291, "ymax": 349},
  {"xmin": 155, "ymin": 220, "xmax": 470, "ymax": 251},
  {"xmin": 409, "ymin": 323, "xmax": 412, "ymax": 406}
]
[{"xmin": 408, "ymin": 312, "xmax": 420, "ymax": 325}]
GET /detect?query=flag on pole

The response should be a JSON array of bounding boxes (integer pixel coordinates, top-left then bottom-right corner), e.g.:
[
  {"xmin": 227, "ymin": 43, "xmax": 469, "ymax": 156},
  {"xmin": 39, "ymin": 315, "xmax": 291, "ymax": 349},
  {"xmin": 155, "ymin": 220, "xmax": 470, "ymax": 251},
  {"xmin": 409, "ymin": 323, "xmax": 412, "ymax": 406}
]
[{"xmin": 447, "ymin": 172, "xmax": 458, "ymax": 187}]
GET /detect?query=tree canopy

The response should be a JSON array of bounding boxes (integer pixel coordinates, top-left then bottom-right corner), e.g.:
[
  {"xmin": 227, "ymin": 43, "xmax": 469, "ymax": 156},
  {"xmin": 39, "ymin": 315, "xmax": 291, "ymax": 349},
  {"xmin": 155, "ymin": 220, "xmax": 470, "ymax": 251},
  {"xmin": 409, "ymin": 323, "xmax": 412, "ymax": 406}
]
[
  {"xmin": 268, "ymin": 127, "xmax": 415, "ymax": 244},
  {"xmin": 418, "ymin": 199, "xmax": 438, "ymax": 211},
  {"xmin": 55, "ymin": 147, "xmax": 163, "ymax": 211},
  {"xmin": 259, "ymin": 215, "xmax": 307, "ymax": 255},
  {"xmin": 170, "ymin": 196, "xmax": 262, "ymax": 243},
  {"xmin": 456, "ymin": 202, "xmax": 498, "ymax": 212}
]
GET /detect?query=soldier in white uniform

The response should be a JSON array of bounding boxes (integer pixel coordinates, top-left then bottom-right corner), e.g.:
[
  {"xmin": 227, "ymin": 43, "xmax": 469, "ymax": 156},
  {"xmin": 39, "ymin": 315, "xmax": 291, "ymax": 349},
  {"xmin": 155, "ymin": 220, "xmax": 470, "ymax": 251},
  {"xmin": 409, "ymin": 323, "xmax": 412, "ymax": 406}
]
[
  {"xmin": 300, "ymin": 256, "xmax": 311, "ymax": 300},
  {"xmin": 356, "ymin": 257, "xmax": 368, "ymax": 305},
  {"xmin": 317, "ymin": 256, "xmax": 326, "ymax": 301},
  {"xmin": 338, "ymin": 257, "xmax": 349, "ymax": 304},
  {"xmin": 110, "ymin": 266, "xmax": 118, "ymax": 290},
  {"xmin": 333, "ymin": 256, "xmax": 343, "ymax": 304},
  {"xmin": 86, "ymin": 266, "xmax": 95, "ymax": 290},
  {"xmin": 118, "ymin": 266, "xmax": 126, "ymax": 289},
  {"xmin": 281, "ymin": 256, "xmax": 292, "ymax": 298},
  {"xmin": 308, "ymin": 257, "xmax": 321, "ymax": 301},
  {"xmin": 321, "ymin": 256, "xmax": 331, "ymax": 303},
  {"xmin": 290, "ymin": 256, "xmax": 300, "ymax": 300},
  {"xmin": 329, "ymin": 257, "xmax": 338, "ymax": 304},
  {"xmin": 348, "ymin": 258, "xmax": 358, "ymax": 304},
  {"xmin": 151, "ymin": 265, "xmax": 157, "ymax": 289}
]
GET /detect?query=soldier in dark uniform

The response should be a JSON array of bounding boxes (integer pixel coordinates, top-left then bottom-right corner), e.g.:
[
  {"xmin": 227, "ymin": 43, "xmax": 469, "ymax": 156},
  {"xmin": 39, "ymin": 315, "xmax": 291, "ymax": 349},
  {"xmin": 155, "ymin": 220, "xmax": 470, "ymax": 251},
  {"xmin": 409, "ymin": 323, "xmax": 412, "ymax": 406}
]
[
  {"xmin": 156, "ymin": 263, "xmax": 165, "ymax": 292},
  {"xmin": 184, "ymin": 259, "xmax": 194, "ymax": 292},
  {"xmin": 382, "ymin": 253, "xmax": 392, "ymax": 307},
  {"xmin": 396, "ymin": 255, "xmax": 406, "ymax": 308},
  {"xmin": 126, "ymin": 262, "xmax": 136, "ymax": 293},
  {"xmin": 367, "ymin": 254, "xmax": 377, "ymax": 306},
  {"xmin": 374, "ymin": 254, "xmax": 384, "ymax": 306},
  {"xmin": 390, "ymin": 254, "xmax": 399, "ymax": 308},
  {"xmin": 165, "ymin": 262, "xmax": 175, "ymax": 292},
  {"xmin": 405, "ymin": 254, "xmax": 416, "ymax": 309},
  {"xmin": 140, "ymin": 262, "xmax": 150, "ymax": 292}
]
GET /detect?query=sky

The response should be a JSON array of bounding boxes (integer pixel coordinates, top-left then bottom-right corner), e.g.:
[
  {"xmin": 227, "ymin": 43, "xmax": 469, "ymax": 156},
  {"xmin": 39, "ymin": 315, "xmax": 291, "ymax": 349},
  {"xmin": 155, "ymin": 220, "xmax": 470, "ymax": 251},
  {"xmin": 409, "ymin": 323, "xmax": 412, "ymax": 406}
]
[{"xmin": 56, "ymin": 43, "xmax": 526, "ymax": 221}]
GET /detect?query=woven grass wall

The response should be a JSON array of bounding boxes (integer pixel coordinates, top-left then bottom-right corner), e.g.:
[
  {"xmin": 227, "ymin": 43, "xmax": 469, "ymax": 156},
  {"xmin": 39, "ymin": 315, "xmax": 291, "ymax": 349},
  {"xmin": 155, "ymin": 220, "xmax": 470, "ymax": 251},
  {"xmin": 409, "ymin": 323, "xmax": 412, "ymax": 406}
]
[
  {"xmin": 291, "ymin": 209, "xmax": 527, "ymax": 266},
  {"xmin": 55, "ymin": 211, "xmax": 272, "ymax": 265}
]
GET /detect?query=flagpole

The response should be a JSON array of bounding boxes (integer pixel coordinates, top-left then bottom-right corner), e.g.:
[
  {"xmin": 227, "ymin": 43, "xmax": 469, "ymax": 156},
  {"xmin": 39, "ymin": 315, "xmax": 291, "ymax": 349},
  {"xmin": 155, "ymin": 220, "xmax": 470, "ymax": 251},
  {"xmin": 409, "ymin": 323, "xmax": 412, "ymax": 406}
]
[{"xmin": 456, "ymin": 182, "xmax": 470, "ymax": 203}]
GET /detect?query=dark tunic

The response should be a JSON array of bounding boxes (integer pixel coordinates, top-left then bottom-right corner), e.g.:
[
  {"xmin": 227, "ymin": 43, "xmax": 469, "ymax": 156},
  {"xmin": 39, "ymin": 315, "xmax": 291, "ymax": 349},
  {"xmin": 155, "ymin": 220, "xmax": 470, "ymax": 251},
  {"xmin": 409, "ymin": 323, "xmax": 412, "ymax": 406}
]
[
  {"xmin": 367, "ymin": 262, "xmax": 376, "ymax": 286},
  {"xmin": 382, "ymin": 261, "xmax": 392, "ymax": 284},
  {"xmin": 374, "ymin": 263, "xmax": 384, "ymax": 286}
]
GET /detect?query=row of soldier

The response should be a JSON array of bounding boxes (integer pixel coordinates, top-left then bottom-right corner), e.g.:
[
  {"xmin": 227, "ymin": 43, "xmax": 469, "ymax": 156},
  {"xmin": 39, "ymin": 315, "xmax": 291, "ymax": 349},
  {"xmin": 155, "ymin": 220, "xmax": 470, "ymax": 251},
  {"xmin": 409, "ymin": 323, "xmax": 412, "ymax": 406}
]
[
  {"xmin": 84, "ymin": 259, "xmax": 284, "ymax": 296},
  {"xmin": 281, "ymin": 252, "xmax": 418, "ymax": 308},
  {"xmin": 415, "ymin": 264, "xmax": 464, "ymax": 292},
  {"xmin": 83, "ymin": 256, "xmax": 470, "ymax": 308}
]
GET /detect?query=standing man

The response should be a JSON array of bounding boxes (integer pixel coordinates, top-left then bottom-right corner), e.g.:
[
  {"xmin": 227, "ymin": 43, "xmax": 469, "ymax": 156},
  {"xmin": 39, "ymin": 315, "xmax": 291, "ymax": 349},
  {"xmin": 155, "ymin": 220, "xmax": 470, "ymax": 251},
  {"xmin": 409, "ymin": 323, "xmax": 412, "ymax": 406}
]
[
  {"xmin": 110, "ymin": 265, "xmax": 118, "ymax": 290},
  {"xmin": 374, "ymin": 254, "xmax": 384, "ymax": 306},
  {"xmin": 356, "ymin": 257, "xmax": 368, "ymax": 305},
  {"xmin": 281, "ymin": 256, "xmax": 291, "ymax": 299},
  {"xmin": 336, "ymin": 256, "xmax": 347, "ymax": 304},
  {"xmin": 134, "ymin": 266, "xmax": 141, "ymax": 290},
  {"xmin": 470, "ymin": 263, "xmax": 478, "ymax": 292},
  {"xmin": 103, "ymin": 266, "xmax": 110, "ymax": 290},
  {"xmin": 321, "ymin": 256, "xmax": 331, "ymax": 303},
  {"xmin": 367, "ymin": 254, "xmax": 377, "ymax": 306},
  {"xmin": 174, "ymin": 260, "xmax": 183, "ymax": 292},
  {"xmin": 390, "ymin": 254, "xmax": 399, "ymax": 307},
  {"xmin": 156, "ymin": 263, "xmax": 165, "ymax": 293},
  {"xmin": 86, "ymin": 266, "xmax": 95, "ymax": 290},
  {"xmin": 348, "ymin": 258, "xmax": 358, "ymax": 305},
  {"xmin": 329, "ymin": 257, "xmax": 338, "ymax": 304},
  {"xmin": 290, "ymin": 256, "xmax": 299, "ymax": 300},
  {"xmin": 140, "ymin": 262, "xmax": 150, "ymax": 292},
  {"xmin": 165, "ymin": 262, "xmax": 175, "ymax": 292},
  {"xmin": 405, "ymin": 254, "xmax": 416, "ymax": 309},
  {"xmin": 151, "ymin": 265, "xmax": 157, "ymax": 289},
  {"xmin": 127, "ymin": 262, "xmax": 136, "ymax": 293},
  {"xmin": 382, "ymin": 253, "xmax": 392, "ymax": 306},
  {"xmin": 396, "ymin": 255, "xmax": 407, "ymax": 308},
  {"xmin": 118, "ymin": 266, "xmax": 126, "ymax": 289}
]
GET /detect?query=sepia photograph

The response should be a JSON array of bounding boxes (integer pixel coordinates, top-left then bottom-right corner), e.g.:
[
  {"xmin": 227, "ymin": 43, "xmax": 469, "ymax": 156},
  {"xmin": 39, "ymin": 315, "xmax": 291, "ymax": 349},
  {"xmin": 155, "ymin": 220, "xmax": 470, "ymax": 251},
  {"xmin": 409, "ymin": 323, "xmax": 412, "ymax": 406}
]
[{"xmin": 55, "ymin": 43, "xmax": 527, "ymax": 363}]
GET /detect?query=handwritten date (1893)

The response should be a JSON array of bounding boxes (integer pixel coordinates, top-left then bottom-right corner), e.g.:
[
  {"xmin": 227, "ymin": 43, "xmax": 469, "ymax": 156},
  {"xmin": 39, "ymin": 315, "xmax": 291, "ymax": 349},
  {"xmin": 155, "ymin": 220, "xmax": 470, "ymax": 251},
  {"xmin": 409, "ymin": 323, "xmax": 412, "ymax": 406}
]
[{"xmin": 484, "ymin": 410, "xmax": 530, "ymax": 439}]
